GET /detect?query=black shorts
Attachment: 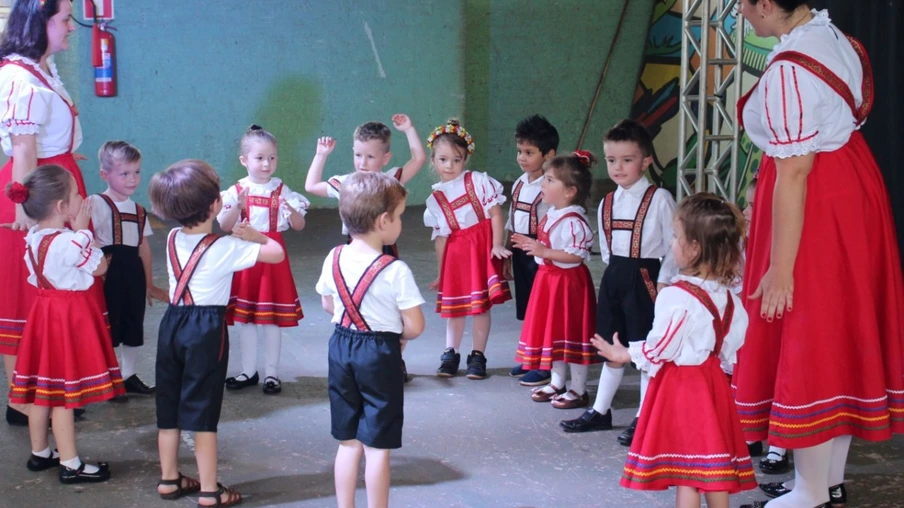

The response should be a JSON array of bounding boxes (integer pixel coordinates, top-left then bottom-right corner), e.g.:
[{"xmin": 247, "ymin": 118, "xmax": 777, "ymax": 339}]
[
  {"xmin": 328, "ymin": 325, "xmax": 404, "ymax": 449},
  {"xmin": 510, "ymin": 242, "xmax": 539, "ymax": 321},
  {"xmin": 597, "ymin": 256, "xmax": 661, "ymax": 351},
  {"xmin": 156, "ymin": 305, "xmax": 229, "ymax": 432},
  {"xmin": 102, "ymin": 245, "xmax": 146, "ymax": 348}
]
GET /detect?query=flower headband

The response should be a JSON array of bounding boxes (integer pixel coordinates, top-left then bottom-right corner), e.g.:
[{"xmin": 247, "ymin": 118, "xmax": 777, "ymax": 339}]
[
  {"xmin": 426, "ymin": 123, "xmax": 475, "ymax": 155},
  {"xmin": 7, "ymin": 182, "xmax": 29, "ymax": 204},
  {"xmin": 573, "ymin": 150, "xmax": 592, "ymax": 166}
]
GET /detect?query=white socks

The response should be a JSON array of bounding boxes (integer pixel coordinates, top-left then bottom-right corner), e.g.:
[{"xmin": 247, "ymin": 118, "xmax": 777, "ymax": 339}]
[
  {"xmin": 569, "ymin": 364, "xmax": 589, "ymax": 395},
  {"xmin": 238, "ymin": 324, "xmax": 282, "ymax": 380},
  {"xmin": 32, "ymin": 447, "xmax": 58, "ymax": 459},
  {"xmin": 238, "ymin": 323, "xmax": 258, "ymax": 376},
  {"xmin": 550, "ymin": 362, "xmax": 567, "ymax": 389},
  {"xmin": 262, "ymin": 325, "xmax": 282, "ymax": 380},
  {"xmin": 60, "ymin": 456, "xmax": 99, "ymax": 474},
  {"xmin": 591, "ymin": 364, "xmax": 625, "ymax": 414},
  {"xmin": 828, "ymin": 435, "xmax": 851, "ymax": 486},
  {"xmin": 766, "ymin": 439, "xmax": 833, "ymax": 508},
  {"xmin": 120, "ymin": 346, "xmax": 139, "ymax": 379},
  {"xmin": 636, "ymin": 370, "xmax": 650, "ymax": 417}
]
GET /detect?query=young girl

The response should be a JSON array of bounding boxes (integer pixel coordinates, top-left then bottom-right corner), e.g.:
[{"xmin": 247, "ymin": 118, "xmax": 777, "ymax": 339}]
[
  {"xmin": 512, "ymin": 151, "xmax": 598, "ymax": 408},
  {"xmin": 5, "ymin": 165, "xmax": 124, "ymax": 483},
  {"xmin": 423, "ymin": 119, "xmax": 511, "ymax": 379},
  {"xmin": 593, "ymin": 192, "xmax": 755, "ymax": 508},
  {"xmin": 218, "ymin": 125, "xmax": 309, "ymax": 395}
]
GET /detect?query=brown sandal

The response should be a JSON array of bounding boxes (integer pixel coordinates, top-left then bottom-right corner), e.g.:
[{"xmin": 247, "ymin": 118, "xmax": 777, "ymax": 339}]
[
  {"xmin": 551, "ymin": 390, "xmax": 590, "ymax": 410},
  {"xmin": 197, "ymin": 483, "xmax": 242, "ymax": 508},
  {"xmin": 531, "ymin": 384, "xmax": 565, "ymax": 402},
  {"xmin": 158, "ymin": 472, "xmax": 201, "ymax": 500}
]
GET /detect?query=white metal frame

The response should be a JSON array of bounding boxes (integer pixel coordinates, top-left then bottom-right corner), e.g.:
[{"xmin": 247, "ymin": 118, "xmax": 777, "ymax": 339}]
[{"xmin": 677, "ymin": 0, "xmax": 744, "ymax": 202}]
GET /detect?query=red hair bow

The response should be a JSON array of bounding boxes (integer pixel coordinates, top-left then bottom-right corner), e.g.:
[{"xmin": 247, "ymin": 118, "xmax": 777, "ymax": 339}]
[
  {"xmin": 572, "ymin": 150, "xmax": 592, "ymax": 165},
  {"xmin": 7, "ymin": 182, "xmax": 28, "ymax": 204}
]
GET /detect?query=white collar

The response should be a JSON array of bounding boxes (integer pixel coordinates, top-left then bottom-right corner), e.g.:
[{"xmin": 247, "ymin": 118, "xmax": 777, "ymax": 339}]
[
  {"xmin": 239, "ymin": 176, "xmax": 283, "ymax": 191},
  {"xmin": 431, "ymin": 170, "xmax": 468, "ymax": 190},
  {"xmin": 614, "ymin": 177, "xmax": 651, "ymax": 200}
]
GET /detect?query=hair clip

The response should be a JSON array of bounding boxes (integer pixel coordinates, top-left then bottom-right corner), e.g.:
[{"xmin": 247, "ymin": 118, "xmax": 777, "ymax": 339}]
[
  {"xmin": 7, "ymin": 181, "xmax": 29, "ymax": 204},
  {"xmin": 426, "ymin": 123, "xmax": 476, "ymax": 155},
  {"xmin": 572, "ymin": 150, "xmax": 592, "ymax": 166}
]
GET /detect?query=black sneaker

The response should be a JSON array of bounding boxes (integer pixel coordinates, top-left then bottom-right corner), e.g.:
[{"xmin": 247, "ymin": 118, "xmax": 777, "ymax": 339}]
[
  {"xmin": 59, "ymin": 462, "xmax": 111, "ymax": 484},
  {"xmin": 466, "ymin": 351, "xmax": 487, "ymax": 380},
  {"xmin": 123, "ymin": 374, "xmax": 155, "ymax": 395},
  {"xmin": 509, "ymin": 365, "xmax": 528, "ymax": 377},
  {"xmin": 225, "ymin": 372, "xmax": 259, "ymax": 390},
  {"xmin": 436, "ymin": 348, "xmax": 460, "ymax": 377},
  {"xmin": 26, "ymin": 450, "xmax": 60, "ymax": 471}
]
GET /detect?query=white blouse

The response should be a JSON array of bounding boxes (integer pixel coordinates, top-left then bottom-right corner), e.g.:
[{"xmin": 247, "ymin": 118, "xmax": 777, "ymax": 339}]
[
  {"xmin": 505, "ymin": 172, "xmax": 549, "ymax": 235},
  {"xmin": 88, "ymin": 195, "xmax": 153, "ymax": 248},
  {"xmin": 628, "ymin": 275, "xmax": 748, "ymax": 378},
  {"xmin": 0, "ymin": 55, "xmax": 82, "ymax": 157},
  {"xmin": 23, "ymin": 227, "xmax": 102, "ymax": 291},
  {"xmin": 535, "ymin": 205, "xmax": 594, "ymax": 269},
  {"xmin": 424, "ymin": 170, "xmax": 506, "ymax": 240},
  {"xmin": 742, "ymin": 10, "xmax": 865, "ymax": 158},
  {"xmin": 218, "ymin": 177, "xmax": 309, "ymax": 233}
]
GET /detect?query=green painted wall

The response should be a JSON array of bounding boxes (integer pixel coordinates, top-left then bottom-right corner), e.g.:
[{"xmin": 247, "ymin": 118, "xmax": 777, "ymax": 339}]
[{"xmin": 54, "ymin": 0, "xmax": 650, "ymax": 208}]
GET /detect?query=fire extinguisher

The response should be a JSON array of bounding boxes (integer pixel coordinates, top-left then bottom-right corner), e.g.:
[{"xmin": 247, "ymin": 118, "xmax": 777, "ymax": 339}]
[{"xmin": 92, "ymin": 23, "xmax": 116, "ymax": 97}]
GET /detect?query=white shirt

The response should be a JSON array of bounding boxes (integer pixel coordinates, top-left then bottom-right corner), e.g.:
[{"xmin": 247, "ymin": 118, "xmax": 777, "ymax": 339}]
[
  {"xmin": 0, "ymin": 55, "xmax": 82, "ymax": 157},
  {"xmin": 742, "ymin": 10, "xmax": 863, "ymax": 158},
  {"xmin": 535, "ymin": 205, "xmax": 594, "ymax": 269},
  {"xmin": 23, "ymin": 227, "xmax": 102, "ymax": 291},
  {"xmin": 89, "ymin": 195, "xmax": 153, "ymax": 248},
  {"xmin": 505, "ymin": 172, "xmax": 549, "ymax": 235},
  {"xmin": 597, "ymin": 178, "xmax": 677, "ymax": 283},
  {"xmin": 325, "ymin": 168, "xmax": 401, "ymax": 235},
  {"xmin": 424, "ymin": 171, "xmax": 506, "ymax": 240},
  {"xmin": 629, "ymin": 275, "xmax": 748, "ymax": 378},
  {"xmin": 217, "ymin": 177, "xmax": 310, "ymax": 233},
  {"xmin": 315, "ymin": 246, "xmax": 425, "ymax": 334},
  {"xmin": 165, "ymin": 229, "xmax": 260, "ymax": 306}
]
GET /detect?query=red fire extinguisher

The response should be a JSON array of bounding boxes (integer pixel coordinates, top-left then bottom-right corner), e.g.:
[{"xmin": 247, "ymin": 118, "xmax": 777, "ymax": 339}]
[{"xmin": 92, "ymin": 23, "xmax": 116, "ymax": 97}]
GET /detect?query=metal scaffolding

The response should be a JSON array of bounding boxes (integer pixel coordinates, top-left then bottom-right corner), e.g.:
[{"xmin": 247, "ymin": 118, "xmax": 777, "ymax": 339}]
[{"xmin": 676, "ymin": 0, "xmax": 745, "ymax": 202}]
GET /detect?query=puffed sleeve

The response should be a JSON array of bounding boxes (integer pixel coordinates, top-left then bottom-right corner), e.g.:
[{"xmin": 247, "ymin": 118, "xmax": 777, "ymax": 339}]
[
  {"xmin": 280, "ymin": 185, "xmax": 310, "ymax": 219},
  {"xmin": 628, "ymin": 287, "xmax": 692, "ymax": 377},
  {"xmin": 217, "ymin": 185, "xmax": 240, "ymax": 225},
  {"xmin": 423, "ymin": 195, "xmax": 449, "ymax": 240},
  {"xmin": 326, "ymin": 175, "xmax": 344, "ymax": 200},
  {"xmin": 472, "ymin": 172, "xmax": 506, "ymax": 216},
  {"xmin": 759, "ymin": 63, "xmax": 825, "ymax": 158},
  {"xmin": 718, "ymin": 293, "xmax": 749, "ymax": 372},
  {"xmin": 0, "ymin": 78, "xmax": 51, "ymax": 135},
  {"xmin": 63, "ymin": 230, "xmax": 103, "ymax": 274},
  {"xmin": 553, "ymin": 216, "xmax": 593, "ymax": 260}
]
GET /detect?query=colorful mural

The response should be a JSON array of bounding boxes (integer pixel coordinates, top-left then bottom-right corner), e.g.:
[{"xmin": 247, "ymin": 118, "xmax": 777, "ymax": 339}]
[{"xmin": 630, "ymin": 0, "xmax": 778, "ymax": 204}]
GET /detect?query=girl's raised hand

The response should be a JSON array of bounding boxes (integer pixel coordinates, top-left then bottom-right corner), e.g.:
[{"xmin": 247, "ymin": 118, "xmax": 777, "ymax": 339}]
[
  {"xmin": 511, "ymin": 233, "xmax": 545, "ymax": 258},
  {"xmin": 392, "ymin": 114, "xmax": 413, "ymax": 131},
  {"xmin": 237, "ymin": 186, "xmax": 249, "ymax": 210},
  {"xmin": 590, "ymin": 333, "xmax": 631, "ymax": 363},
  {"xmin": 316, "ymin": 137, "xmax": 336, "ymax": 156},
  {"xmin": 70, "ymin": 199, "xmax": 92, "ymax": 231},
  {"xmin": 280, "ymin": 197, "xmax": 299, "ymax": 216}
]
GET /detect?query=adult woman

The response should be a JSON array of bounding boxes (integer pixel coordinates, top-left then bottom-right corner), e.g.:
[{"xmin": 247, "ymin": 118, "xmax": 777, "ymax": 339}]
[
  {"xmin": 0, "ymin": 0, "xmax": 87, "ymax": 425},
  {"xmin": 733, "ymin": 1, "xmax": 904, "ymax": 507}
]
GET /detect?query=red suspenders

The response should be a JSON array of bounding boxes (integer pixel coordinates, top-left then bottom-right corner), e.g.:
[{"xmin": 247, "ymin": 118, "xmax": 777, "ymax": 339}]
[{"xmin": 331, "ymin": 245, "xmax": 395, "ymax": 332}]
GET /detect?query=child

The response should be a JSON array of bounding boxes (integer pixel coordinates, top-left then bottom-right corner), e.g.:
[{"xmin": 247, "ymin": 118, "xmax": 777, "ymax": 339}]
[
  {"xmin": 89, "ymin": 141, "xmax": 167, "ymax": 400},
  {"xmin": 316, "ymin": 171, "xmax": 425, "ymax": 508},
  {"xmin": 149, "ymin": 159, "xmax": 285, "ymax": 507},
  {"xmin": 593, "ymin": 192, "xmax": 755, "ymax": 508},
  {"xmin": 218, "ymin": 125, "xmax": 309, "ymax": 395},
  {"xmin": 5, "ymin": 165, "xmax": 123, "ymax": 483},
  {"xmin": 506, "ymin": 114, "xmax": 559, "ymax": 386},
  {"xmin": 560, "ymin": 119, "xmax": 677, "ymax": 444},
  {"xmin": 424, "ymin": 119, "xmax": 511, "ymax": 379},
  {"xmin": 513, "ymin": 151, "xmax": 598, "ymax": 409}
]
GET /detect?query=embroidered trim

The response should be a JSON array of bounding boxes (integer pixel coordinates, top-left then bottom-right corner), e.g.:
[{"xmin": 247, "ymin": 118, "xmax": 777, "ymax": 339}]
[
  {"xmin": 536, "ymin": 212, "xmax": 585, "ymax": 266},
  {"xmin": 27, "ymin": 232, "xmax": 62, "ymax": 290},
  {"xmin": 640, "ymin": 268, "xmax": 657, "ymax": 302}
]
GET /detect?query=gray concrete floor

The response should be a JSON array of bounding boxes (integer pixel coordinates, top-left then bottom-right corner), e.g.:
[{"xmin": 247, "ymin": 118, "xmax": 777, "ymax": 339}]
[{"xmin": 1, "ymin": 207, "xmax": 903, "ymax": 508}]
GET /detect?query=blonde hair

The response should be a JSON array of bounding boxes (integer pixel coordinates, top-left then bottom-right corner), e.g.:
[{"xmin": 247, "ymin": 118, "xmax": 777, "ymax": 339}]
[
  {"xmin": 98, "ymin": 141, "xmax": 141, "ymax": 172},
  {"xmin": 339, "ymin": 171, "xmax": 408, "ymax": 236}
]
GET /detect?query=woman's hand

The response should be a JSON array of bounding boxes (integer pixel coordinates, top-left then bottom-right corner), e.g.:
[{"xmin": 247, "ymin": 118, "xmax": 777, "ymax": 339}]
[
  {"xmin": 73, "ymin": 153, "xmax": 88, "ymax": 162},
  {"xmin": 590, "ymin": 333, "xmax": 631, "ymax": 363},
  {"xmin": 749, "ymin": 265, "xmax": 794, "ymax": 321},
  {"xmin": 1, "ymin": 205, "xmax": 34, "ymax": 231}
]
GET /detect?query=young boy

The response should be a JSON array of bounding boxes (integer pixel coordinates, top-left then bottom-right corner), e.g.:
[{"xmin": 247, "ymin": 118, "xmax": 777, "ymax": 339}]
[
  {"xmin": 89, "ymin": 141, "xmax": 168, "ymax": 400},
  {"xmin": 148, "ymin": 159, "xmax": 285, "ymax": 507},
  {"xmin": 560, "ymin": 120, "xmax": 677, "ymax": 447},
  {"xmin": 505, "ymin": 114, "xmax": 559, "ymax": 386},
  {"xmin": 316, "ymin": 171, "xmax": 425, "ymax": 508}
]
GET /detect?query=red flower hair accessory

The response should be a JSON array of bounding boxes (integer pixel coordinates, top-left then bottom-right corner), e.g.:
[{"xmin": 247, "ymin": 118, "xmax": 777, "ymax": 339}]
[
  {"xmin": 7, "ymin": 182, "xmax": 29, "ymax": 204},
  {"xmin": 572, "ymin": 150, "xmax": 592, "ymax": 166}
]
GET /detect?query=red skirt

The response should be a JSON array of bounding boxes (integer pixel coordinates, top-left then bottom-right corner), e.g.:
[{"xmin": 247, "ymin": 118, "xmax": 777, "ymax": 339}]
[
  {"xmin": 10, "ymin": 287, "xmax": 125, "ymax": 408},
  {"xmin": 436, "ymin": 219, "xmax": 511, "ymax": 317},
  {"xmin": 622, "ymin": 358, "xmax": 756, "ymax": 493},
  {"xmin": 226, "ymin": 231, "xmax": 303, "ymax": 327},
  {"xmin": 733, "ymin": 132, "xmax": 904, "ymax": 449},
  {"xmin": 515, "ymin": 263, "xmax": 598, "ymax": 369},
  {"xmin": 0, "ymin": 154, "xmax": 87, "ymax": 355}
]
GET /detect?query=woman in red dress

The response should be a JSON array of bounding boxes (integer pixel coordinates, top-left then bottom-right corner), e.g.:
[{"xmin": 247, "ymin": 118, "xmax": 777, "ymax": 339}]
[{"xmin": 734, "ymin": 2, "xmax": 904, "ymax": 507}]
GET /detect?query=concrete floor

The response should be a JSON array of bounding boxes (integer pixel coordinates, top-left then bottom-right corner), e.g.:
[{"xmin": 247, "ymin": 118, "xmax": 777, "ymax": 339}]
[{"xmin": 1, "ymin": 207, "xmax": 903, "ymax": 508}]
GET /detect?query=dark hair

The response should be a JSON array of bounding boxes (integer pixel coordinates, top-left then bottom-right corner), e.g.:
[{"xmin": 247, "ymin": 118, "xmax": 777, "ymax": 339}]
[
  {"xmin": 430, "ymin": 118, "xmax": 470, "ymax": 159},
  {"xmin": 748, "ymin": 0, "xmax": 809, "ymax": 14},
  {"xmin": 339, "ymin": 171, "xmax": 408, "ymax": 236},
  {"xmin": 515, "ymin": 115, "xmax": 560, "ymax": 155},
  {"xmin": 5, "ymin": 164, "xmax": 73, "ymax": 221},
  {"xmin": 545, "ymin": 152, "xmax": 595, "ymax": 210},
  {"xmin": 240, "ymin": 124, "xmax": 278, "ymax": 156},
  {"xmin": 675, "ymin": 192, "xmax": 746, "ymax": 286},
  {"xmin": 0, "ymin": 0, "xmax": 67, "ymax": 61},
  {"xmin": 603, "ymin": 119, "xmax": 654, "ymax": 157},
  {"xmin": 353, "ymin": 122, "xmax": 392, "ymax": 151},
  {"xmin": 149, "ymin": 159, "xmax": 222, "ymax": 227}
]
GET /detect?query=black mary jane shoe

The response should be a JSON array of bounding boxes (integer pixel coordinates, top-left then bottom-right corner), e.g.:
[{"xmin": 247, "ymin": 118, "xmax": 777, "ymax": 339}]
[
  {"xmin": 828, "ymin": 483, "xmax": 847, "ymax": 506},
  {"xmin": 26, "ymin": 450, "xmax": 60, "ymax": 471},
  {"xmin": 760, "ymin": 481, "xmax": 791, "ymax": 498},
  {"xmin": 225, "ymin": 372, "xmax": 259, "ymax": 391},
  {"xmin": 759, "ymin": 450, "xmax": 790, "ymax": 475},
  {"xmin": 617, "ymin": 417, "xmax": 639, "ymax": 447},
  {"xmin": 262, "ymin": 377, "xmax": 282, "ymax": 395},
  {"xmin": 59, "ymin": 461, "xmax": 111, "ymax": 484}
]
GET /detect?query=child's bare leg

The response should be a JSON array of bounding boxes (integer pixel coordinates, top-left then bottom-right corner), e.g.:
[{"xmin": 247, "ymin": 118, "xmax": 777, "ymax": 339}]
[
  {"xmin": 400, "ymin": 340, "xmax": 408, "ymax": 353},
  {"xmin": 28, "ymin": 405, "xmax": 51, "ymax": 454},
  {"xmin": 471, "ymin": 312, "xmax": 490, "ymax": 352},
  {"xmin": 49, "ymin": 407, "xmax": 75, "ymax": 461},
  {"xmin": 363, "ymin": 446, "xmax": 390, "ymax": 508},
  {"xmin": 195, "ymin": 432, "xmax": 225, "ymax": 506},
  {"xmin": 445, "ymin": 317, "xmax": 466, "ymax": 350},
  {"xmin": 157, "ymin": 428, "xmax": 181, "ymax": 495},
  {"xmin": 675, "ymin": 486, "xmax": 701, "ymax": 508},
  {"xmin": 335, "ymin": 440, "xmax": 365, "ymax": 508},
  {"xmin": 702, "ymin": 491, "xmax": 729, "ymax": 508},
  {"xmin": 4, "ymin": 355, "xmax": 27, "ymax": 413}
]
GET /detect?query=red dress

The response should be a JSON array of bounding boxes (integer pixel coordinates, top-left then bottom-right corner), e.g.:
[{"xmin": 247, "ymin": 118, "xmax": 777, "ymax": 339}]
[
  {"xmin": 9, "ymin": 232, "xmax": 124, "ymax": 408},
  {"xmin": 225, "ymin": 182, "xmax": 303, "ymax": 327},
  {"xmin": 621, "ymin": 281, "xmax": 755, "ymax": 493},
  {"xmin": 515, "ymin": 211, "xmax": 597, "ymax": 369},
  {"xmin": 733, "ymin": 38, "xmax": 904, "ymax": 448}
]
